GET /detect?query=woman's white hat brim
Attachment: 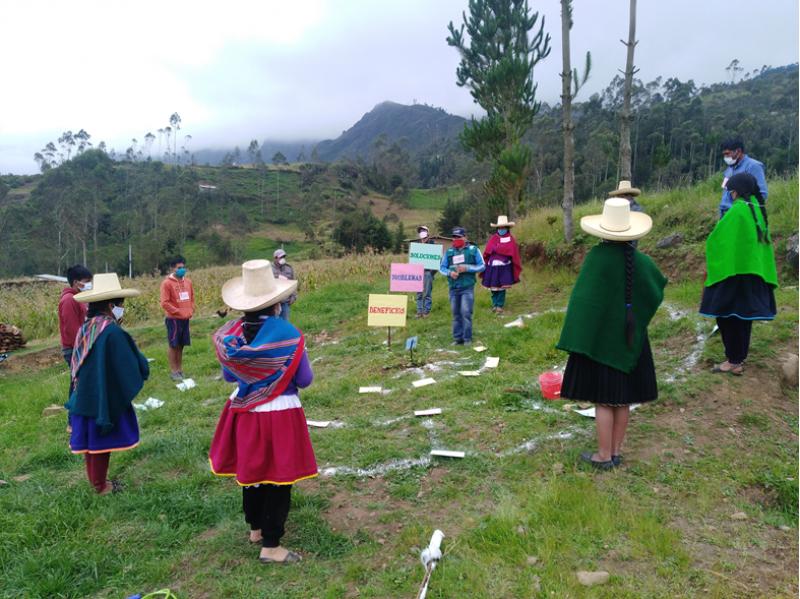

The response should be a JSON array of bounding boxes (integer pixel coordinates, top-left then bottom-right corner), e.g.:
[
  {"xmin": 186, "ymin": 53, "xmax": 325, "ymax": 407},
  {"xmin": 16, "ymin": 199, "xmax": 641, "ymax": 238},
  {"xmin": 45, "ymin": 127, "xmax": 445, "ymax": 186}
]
[
  {"xmin": 74, "ymin": 288, "xmax": 141, "ymax": 303},
  {"xmin": 222, "ymin": 277, "xmax": 297, "ymax": 312},
  {"xmin": 580, "ymin": 212, "xmax": 653, "ymax": 241}
]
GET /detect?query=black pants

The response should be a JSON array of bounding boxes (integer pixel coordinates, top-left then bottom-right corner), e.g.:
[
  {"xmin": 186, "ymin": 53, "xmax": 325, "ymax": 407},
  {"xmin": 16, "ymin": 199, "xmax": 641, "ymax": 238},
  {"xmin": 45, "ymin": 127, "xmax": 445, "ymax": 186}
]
[
  {"xmin": 716, "ymin": 317, "xmax": 753, "ymax": 364},
  {"xmin": 242, "ymin": 484, "xmax": 292, "ymax": 548}
]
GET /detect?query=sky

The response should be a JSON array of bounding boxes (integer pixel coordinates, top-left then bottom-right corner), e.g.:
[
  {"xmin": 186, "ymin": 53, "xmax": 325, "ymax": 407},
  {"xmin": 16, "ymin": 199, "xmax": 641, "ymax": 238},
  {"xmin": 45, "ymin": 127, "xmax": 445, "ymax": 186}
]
[{"xmin": 1, "ymin": 0, "xmax": 797, "ymax": 174}]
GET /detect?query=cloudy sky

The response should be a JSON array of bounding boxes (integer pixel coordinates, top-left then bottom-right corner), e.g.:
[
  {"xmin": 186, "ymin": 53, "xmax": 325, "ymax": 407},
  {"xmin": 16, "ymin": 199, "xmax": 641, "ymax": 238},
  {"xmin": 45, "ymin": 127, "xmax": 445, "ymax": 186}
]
[{"xmin": 1, "ymin": 0, "xmax": 797, "ymax": 174}]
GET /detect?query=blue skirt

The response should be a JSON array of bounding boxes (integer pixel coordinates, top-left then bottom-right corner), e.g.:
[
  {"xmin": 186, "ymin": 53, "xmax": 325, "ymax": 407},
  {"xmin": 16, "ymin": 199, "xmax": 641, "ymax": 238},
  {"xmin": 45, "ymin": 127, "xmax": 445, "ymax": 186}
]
[
  {"xmin": 700, "ymin": 274, "xmax": 776, "ymax": 320},
  {"xmin": 482, "ymin": 263, "xmax": 515, "ymax": 289},
  {"xmin": 69, "ymin": 407, "xmax": 140, "ymax": 454}
]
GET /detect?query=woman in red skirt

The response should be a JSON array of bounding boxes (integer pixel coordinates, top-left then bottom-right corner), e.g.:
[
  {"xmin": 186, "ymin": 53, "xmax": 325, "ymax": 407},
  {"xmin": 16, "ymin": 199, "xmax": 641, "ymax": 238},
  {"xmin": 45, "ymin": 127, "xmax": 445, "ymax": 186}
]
[{"xmin": 209, "ymin": 260, "xmax": 317, "ymax": 564}]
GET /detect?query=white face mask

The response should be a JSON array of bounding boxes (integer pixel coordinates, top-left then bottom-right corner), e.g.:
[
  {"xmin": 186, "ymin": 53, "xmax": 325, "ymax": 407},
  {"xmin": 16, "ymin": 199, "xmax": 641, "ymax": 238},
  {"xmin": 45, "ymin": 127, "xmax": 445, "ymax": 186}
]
[
  {"xmin": 419, "ymin": 231, "xmax": 428, "ymax": 240},
  {"xmin": 112, "ymin": 306, "xmax": 124, "ymax": 321},
  {"xmin": 723, "ymin": 155, "xmax": 737, "ymax": 166},
  {"xmin": 79, "ymin": 282, "xmax": 93, "ymax": 291},
  {"xmin": 278, "ymin": 258, "xmax": 286, "ymax": 265}
]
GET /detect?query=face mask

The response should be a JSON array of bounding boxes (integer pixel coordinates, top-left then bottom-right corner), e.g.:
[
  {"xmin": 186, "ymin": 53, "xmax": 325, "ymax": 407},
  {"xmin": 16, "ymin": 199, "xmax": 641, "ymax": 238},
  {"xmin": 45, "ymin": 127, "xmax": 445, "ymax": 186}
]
[
  {"xmin": 453, "ymin": 238, "xmax": 465, "ymax": 249},
  {"xmin": 79, "ymin": 282, "xmax": 93, "ymax": 291},
  {"xmin": 112, "ymin": 306, "xmax": 124, "ymax": 321},
  {"xmin": 419, "ymin": 231, "xmax": 428, "ymax": 240},
  {"xmin": 278, "ymin": 258, "xmax": 286, "ymax": 265},
  {"xmin": 497, "ymin": 228, "xmax": 508, "ymax": 236},
  {"xmin": 723, "ymin": 156, "xmax": 737, "ymax": 166},
  {"xmin": 175, "ymin": 267, "xmax": 187, "ymax": 278}
]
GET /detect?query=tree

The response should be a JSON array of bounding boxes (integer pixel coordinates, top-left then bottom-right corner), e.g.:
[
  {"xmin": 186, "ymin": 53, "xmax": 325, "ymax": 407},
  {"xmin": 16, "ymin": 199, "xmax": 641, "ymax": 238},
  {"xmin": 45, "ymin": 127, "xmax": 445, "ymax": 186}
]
[
  {"xmin": 296, "ymin": 146, "xmax": 306, "ymax": 162},
  {"xmin": 618, "ymin": 0, "xmax": 638, "ymax": 182},
  {"xmin": 447, "ymin": 0, "xmax": 551, "ymax": 218},
  {"xmin": 247, "ymin": 139, "xmax": 263, "ymax": 165},
  {"xmin": 559, "ymin": 0, "xmax": 591, "ymax": 242},
  {"xmin": 438, "ymin": 197, "xmax": 465, "ymax": 234},
  {"xmin": 272, "ymin": 151, "xmax": 287, "ymax": 165},
  {"xmin": 169, "ymin": 113, "xmax": 181, "ymax": 163},
  {"xmin": 332, "ymin": 210, "xmax": 391, "ymax": 252},
  {"xmin": 725, "ymin": 59, "xmax": 743, "ymax": 84},
  {"xmin": 393, "ymin": 221, "xmax": 405, "ymax": 253}
]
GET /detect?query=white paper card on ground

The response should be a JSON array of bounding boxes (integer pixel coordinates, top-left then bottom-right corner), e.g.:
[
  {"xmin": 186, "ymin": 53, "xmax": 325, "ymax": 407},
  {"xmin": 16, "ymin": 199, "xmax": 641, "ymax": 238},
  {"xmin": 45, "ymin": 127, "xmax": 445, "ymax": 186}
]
[
  {"xmin": 176, "ymin": 378, "xmax": 196, "ymax": 391},
  {"xmin": 504, "ymin": 317, "xmax": 524, "ymax": 328},
  {"xmin": 500, "ymin": 236, "xmax": 511, "ymax": 244},
  {"xmin": 430, "ymin": 449, "xmax": 465, "ymax": 458},
  {"xmin": 458, "ymin": 370, "xmax": 481, "ymax": 377},
  {"xmin": 134, "ymin": 397, "xmax": 165, "ymax": 411},
  {"xmin": 484, "ymin": 357, "xmax": 500, "ymax": 368},
  {"xmin": 306, "ymin": 420, "xmax": 331, "ymax": 428},
  {"xmin": 412, "ymin": 377, "xmax": 437, "ymax": 388},
  {"xmin": 146, "ymin": 358, "xmax": 155, "ymax": 362},
  {"xmin": 573, "ymin": 403, "xmax": 641, "ymax": 418},
  {"xmin": 452, "ymin": 254, "xmax": 465, "ymax": 265},
  {"xmin": 415, "ymin": 408, "xmax": 442, "ymax": 416},
  {"xmin": 359, "ymin": 386, "xmax": 383, "ymax": 394},
  {"xmin": 472, "ymin": 345, "xmax": 487, "ymax": 352}
]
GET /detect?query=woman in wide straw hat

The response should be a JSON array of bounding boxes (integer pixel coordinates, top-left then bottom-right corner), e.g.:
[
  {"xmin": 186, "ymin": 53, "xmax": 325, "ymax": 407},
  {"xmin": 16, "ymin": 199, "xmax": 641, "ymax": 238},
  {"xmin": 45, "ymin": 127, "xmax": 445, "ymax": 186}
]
[
  {"xmin": 68, "ymin": 273, "xmax": 149, "ymax": 494},
  {"xmin": 209, "ymin": 259, "xmax": 317, "ymax": 564},
  {"xmin": 480, "ymin": 215, "xmax": 522, "ymax": 314},
  {"xmin": 556, "ymin": 199, "xmax": 667, "ymax": 470}
]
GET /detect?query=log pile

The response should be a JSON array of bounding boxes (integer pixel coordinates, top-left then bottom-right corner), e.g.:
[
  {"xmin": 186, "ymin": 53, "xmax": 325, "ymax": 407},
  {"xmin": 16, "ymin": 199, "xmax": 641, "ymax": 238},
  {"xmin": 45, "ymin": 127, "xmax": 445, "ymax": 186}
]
[{"xmin": 0, "ymin": 324, "xmax": 26, "ymax": 352}]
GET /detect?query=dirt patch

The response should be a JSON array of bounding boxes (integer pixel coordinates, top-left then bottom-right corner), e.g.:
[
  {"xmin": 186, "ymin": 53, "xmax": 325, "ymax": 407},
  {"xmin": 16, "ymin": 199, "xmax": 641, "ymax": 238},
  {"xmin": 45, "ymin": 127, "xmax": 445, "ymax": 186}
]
[{"xmin": 0, "ymin": 346, "xmax": 62, "ymax": 374}]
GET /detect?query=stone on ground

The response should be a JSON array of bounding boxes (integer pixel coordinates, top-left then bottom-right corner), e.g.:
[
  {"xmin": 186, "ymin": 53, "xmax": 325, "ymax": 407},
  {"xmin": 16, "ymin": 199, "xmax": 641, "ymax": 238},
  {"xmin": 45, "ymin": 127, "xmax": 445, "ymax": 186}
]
[{"xmin": 576, "ymin": 570, "xmax": 610, "ymax": 586}]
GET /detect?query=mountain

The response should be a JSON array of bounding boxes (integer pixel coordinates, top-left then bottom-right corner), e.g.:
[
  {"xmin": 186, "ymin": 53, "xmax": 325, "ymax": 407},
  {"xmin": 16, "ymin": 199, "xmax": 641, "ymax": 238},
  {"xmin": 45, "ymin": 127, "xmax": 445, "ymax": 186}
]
[{"xmin": 313, "ymin": 101, "xmax": 467, "ymax": 161}]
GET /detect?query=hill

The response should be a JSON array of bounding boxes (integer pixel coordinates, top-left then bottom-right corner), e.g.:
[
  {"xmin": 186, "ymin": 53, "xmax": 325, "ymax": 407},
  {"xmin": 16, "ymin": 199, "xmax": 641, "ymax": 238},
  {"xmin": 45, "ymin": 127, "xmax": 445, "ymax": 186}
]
[{"xmin": 313, "ymin": 101, "xmax": 467, "ymax": 162}]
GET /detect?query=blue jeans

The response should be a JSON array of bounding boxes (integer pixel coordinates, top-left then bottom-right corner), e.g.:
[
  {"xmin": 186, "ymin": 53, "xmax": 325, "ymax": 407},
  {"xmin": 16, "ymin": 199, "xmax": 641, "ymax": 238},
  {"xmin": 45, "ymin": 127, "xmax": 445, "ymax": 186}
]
[
  {"xmin": 449, "ymin": 286, "xmax": 474, "ymax": 342},
  {"xmin": 416, "ymin": 271, "xmax": 435, "ymax": 314},
  {"xmin": 491, "ymin": 289, "xmax": 506, "ymax": 308},
  {"xmin": 279, "ymin": 302, "xmax": 291, "ymax": 321}
]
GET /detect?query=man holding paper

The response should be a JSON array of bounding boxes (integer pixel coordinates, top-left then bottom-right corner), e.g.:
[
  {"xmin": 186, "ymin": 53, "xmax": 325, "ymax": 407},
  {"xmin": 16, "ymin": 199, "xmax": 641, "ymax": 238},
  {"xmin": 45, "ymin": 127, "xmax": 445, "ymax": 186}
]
[{"xmin": 440, "ymin": 227, "xmax": 485, "ymax": 345}]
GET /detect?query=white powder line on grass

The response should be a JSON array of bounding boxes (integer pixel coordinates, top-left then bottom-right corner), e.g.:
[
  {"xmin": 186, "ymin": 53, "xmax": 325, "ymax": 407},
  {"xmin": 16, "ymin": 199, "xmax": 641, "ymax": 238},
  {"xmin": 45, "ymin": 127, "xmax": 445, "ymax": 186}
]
[
  {"xmin": 521, "ymin": 307, "xmax": 566, "ymax": 319},
  {"xmin": 498, "ymin": 429, "xmax": 582, "ymax": 457},
  {"xmin": 320, "ymin": 456, "xmax": 432, "ymax": 478},
  {"xmin": 373, "ymin": 414, "xmax": 413, "ymax": 426}
]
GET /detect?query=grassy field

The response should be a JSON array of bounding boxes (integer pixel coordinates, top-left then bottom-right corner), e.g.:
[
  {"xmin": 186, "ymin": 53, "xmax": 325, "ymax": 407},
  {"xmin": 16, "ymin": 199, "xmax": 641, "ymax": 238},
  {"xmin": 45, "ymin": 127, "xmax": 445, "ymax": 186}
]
[{"xmin": 0, "ymin": 255, "xmax": 797, "ymax": 597}]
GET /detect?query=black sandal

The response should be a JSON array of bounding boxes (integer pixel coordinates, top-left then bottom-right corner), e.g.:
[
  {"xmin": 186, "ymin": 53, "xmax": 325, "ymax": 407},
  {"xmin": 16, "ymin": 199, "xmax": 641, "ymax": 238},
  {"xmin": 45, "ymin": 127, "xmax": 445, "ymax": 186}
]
[
  {"xmin": 259, "ymin": 551, "xmax": 302, "ymax": 564},
  {"xmin": 580, "ymin": 452, "xmax": 615, "ymax": 471}
]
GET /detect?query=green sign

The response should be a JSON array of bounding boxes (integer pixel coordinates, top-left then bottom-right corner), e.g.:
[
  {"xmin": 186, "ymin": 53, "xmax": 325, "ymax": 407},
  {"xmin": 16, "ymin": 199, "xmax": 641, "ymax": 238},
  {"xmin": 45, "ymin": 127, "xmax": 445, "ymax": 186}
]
[{"xmin": 408, "ymin": 242, "xmax": 443, "ymax": 271}]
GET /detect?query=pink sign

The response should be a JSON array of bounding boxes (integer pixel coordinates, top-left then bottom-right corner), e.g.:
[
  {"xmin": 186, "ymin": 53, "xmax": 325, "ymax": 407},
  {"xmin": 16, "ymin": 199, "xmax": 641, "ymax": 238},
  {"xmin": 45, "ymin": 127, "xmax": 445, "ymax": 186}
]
[{"xmin": 390, "ymin": 263, "xmax": 425, "ymax": 292}]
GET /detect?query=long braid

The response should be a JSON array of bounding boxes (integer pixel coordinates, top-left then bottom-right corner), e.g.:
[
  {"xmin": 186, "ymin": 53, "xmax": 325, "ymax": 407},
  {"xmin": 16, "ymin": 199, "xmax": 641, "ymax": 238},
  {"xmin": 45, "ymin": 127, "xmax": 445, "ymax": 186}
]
[
  {"xmin": 746, "ymin": 201, "xmax": 765, "ymax": 243},
  {"xmin": 624, "ymin": 242, "xmax": 636, "ymax": 348}
]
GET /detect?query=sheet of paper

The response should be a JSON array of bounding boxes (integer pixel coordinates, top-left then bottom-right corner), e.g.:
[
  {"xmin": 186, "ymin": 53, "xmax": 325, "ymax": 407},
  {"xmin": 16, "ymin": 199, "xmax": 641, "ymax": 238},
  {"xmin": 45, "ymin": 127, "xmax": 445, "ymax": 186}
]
[
  {"xmin": 359, "ymin": 386, "xmax": 383, "ymax": 394},
  {"xmin": 176, "ymin": 378, "xmax": 196, "ymax": 391},
  {"xmin": 306, "ymin": 420, "xmax": 331, "ymax": 428},
  {"xmin": 430, "ymin": 449, "xmax": 465, "ymax": 458},
  {"xmin": 458, "ymin": 370, "xmax": 481, "ymax": 377},
  {"xmin": 504, "ymin": 317, "xmax": 524, "ymax": 328},
  {"xmin": 500, "ymin": 236, "xmax": 511, "ymax": 244},
  {"xmin": 472, "ymin": 345, "xmax": 487, "ymax": 352},
  {"xmin": 414, "ymin": 408, "xmax": 442, "ymax": 416},
  {"xmin": 452, "ymin": 254, "xmax": 465, "ymax": 265},
  {"xmin": 146, "ymin": 358, "xmax": 155, "ymax": 362},
  {"xmin": 412, "ymin": 377, "xmax": 437, "ymax": 388},
  {"xmin": 484, "ymin": 357, "xmax": 500, "ymax": 368}
]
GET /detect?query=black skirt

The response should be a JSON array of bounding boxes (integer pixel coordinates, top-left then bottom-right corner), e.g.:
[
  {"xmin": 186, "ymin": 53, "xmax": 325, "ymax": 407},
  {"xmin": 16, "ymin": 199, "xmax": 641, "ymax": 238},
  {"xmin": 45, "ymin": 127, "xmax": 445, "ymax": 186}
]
[
  {"xmin": 699, "ymin": 274, "xmax": 776, "ymax": 320},
  {"xmin": 561, "ymin": 335, "xmax": 657, "ymax": 406}
]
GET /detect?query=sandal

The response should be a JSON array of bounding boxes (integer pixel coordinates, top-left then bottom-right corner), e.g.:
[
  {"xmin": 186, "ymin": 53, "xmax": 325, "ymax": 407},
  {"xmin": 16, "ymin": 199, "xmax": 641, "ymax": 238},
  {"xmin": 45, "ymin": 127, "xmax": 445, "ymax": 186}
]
[
  {"xmin": 712, "ymin": 362, "xmax": 744, "ymax": 376},
  {"xmin": 611, "ymin": 455, "xmax": 623, "ymax": 467},
  {"xmin": 580, "ymin": 451, "xmax": 615, "ymax": 471},
  {"xmin": 259, "ymin": 550, "xmax": 302, "ymax": 564}
]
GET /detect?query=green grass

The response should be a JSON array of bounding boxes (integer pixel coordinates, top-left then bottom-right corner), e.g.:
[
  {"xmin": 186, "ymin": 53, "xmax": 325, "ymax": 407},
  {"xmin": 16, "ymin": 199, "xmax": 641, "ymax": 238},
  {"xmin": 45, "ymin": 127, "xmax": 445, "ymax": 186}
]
[
  {"xmin": 1, "ymin": 260, "xmax": 796, "ymax": 598},
  {"xmin": 407, "ymin": 186, "xmax": 463, "ymax": 210}
]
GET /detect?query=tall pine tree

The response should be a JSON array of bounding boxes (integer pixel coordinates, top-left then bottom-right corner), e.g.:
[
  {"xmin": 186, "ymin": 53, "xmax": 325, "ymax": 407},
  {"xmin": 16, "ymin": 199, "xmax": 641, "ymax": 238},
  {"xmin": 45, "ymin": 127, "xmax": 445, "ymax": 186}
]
[{"xmin": 447, "ymin": 0, "xmax": 551, "ymax": 219}]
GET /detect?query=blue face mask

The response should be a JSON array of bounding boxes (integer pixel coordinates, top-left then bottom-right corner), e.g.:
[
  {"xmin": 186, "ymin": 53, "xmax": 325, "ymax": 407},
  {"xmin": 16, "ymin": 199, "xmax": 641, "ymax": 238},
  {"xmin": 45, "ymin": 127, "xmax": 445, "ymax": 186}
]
[
  {"xmin": 175, "ymin": 267, "xmax": 187, "ymax": 278},
  {"xmin": 497, "ymin": 228, "xmax": 508, "ymax": 236}
]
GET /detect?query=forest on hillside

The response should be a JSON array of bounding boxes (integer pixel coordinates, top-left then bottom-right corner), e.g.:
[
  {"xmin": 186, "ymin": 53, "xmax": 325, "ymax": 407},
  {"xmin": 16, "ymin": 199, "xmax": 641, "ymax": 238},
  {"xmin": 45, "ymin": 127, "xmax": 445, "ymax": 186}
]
[{"xmin": 0, "ymin": 65, "xmax": 796, "ymax": 278}]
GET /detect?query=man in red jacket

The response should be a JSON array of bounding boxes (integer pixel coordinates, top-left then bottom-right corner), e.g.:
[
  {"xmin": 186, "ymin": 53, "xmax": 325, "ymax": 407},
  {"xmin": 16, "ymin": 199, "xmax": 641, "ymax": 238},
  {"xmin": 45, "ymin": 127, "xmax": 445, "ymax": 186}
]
[
  {"xmin": 160, "ymin": 256, "xmax": 195, "ymax": 381},
  {"xmin": 59, "ymin": 265, "xmax": 93, "ymax": 368}
]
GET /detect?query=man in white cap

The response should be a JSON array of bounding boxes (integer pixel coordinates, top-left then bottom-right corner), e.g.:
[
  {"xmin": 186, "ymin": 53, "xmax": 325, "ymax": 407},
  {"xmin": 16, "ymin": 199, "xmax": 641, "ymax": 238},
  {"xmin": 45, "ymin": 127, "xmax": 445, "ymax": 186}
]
[
  {"xmin": 415, "ymin": 225, "xmax": 437, "ymax": 318},
  {"xmin": 271, "ymin": 249, "xmax": 297, "ymax": 320}
]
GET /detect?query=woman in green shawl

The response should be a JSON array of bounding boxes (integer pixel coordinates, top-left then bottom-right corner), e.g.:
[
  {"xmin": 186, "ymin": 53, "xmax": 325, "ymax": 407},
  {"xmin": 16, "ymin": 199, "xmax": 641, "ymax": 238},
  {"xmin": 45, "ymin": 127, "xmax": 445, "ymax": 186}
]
[
  {"xmin": 557, "ymin": 198, "xmax": 667, "ymax": 470},
  {"xmin": 700, "ymin": 173, "xmax": 777, "ymax": 375}
]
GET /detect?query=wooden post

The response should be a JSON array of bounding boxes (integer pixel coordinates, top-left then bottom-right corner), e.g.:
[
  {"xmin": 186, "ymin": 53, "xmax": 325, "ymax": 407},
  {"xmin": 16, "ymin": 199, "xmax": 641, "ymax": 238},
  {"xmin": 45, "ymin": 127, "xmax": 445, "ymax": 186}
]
[{"xmin": 387, "ymin": 327, "xmax": 391, "ymax": 347}]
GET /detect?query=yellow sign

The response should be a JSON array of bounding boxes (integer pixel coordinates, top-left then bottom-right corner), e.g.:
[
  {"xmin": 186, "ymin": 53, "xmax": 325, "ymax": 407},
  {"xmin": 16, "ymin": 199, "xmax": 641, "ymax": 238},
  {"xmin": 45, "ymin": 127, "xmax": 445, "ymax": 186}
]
[{"xmin": 367, "ymin": 294, "xmax": 407, "ymax": 327}]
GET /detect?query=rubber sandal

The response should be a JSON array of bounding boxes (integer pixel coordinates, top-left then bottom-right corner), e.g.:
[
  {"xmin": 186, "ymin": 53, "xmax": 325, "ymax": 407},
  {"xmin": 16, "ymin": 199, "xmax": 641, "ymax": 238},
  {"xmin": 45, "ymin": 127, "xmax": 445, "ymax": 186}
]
[
  {"xmin": 611, "ymin": 455, "xmax": 622, "ymax": 467},
  {"xmin": 259, "ymin": 551, "xmax": 302, "ymax": 564},
  {"xmin": 580, "ymin": 451, "xmax": 614, "ymax": 471},
  {"xmin": 712, "ymin": 362, "xmax": 744, "ymax": 375}
]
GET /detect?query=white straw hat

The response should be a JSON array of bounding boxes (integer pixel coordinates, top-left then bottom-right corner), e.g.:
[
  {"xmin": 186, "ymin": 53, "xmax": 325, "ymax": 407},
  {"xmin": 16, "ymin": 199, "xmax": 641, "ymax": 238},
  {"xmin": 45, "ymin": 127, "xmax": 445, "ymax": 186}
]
[
  {"xmin": 222, "ymin": 259, "xmax": 297, "ymax": 312},
  {"xmin": 608, "ymin": 180, "xmax": 641, "ymax": 197},
  {"xmin": 580, "ymin": 198, "xmax": 653, "ymax": 241},
  {"xmin": 74, "ymin": 273, "xmax": 140, "ymax": 303},
  {"xmin": 490, "ymin": 215, "xmax": 516, "ymax": 228}
]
